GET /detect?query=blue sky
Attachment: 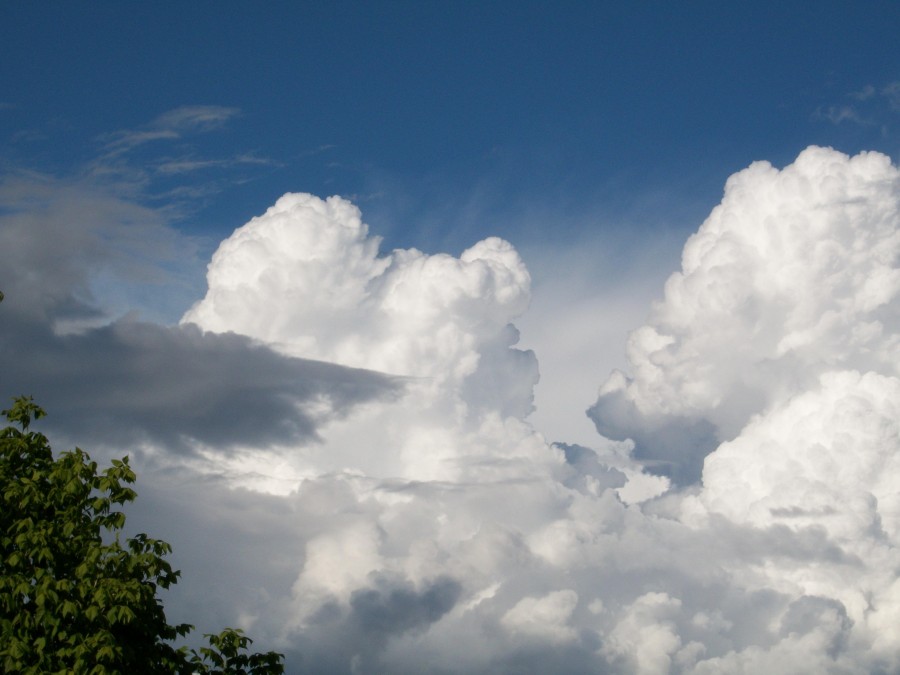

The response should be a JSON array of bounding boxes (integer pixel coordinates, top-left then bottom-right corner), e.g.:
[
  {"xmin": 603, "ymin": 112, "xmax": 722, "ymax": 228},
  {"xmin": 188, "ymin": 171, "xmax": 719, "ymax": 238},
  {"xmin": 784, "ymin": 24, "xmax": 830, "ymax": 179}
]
[
  {"xmin": 3, "ymin": 4, "xmax": 900, "ymax": 673},
  {"xmin": 3, "ymin": 1, "xmax": 898, "ymax": 257}
]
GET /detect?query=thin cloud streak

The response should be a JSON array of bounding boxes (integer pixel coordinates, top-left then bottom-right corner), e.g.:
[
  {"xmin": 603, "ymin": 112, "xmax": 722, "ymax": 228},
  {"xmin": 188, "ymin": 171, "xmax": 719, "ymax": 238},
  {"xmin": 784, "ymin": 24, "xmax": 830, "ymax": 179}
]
[
  {"xmin": 97, "ymin": 105, "xmax": 242, "ymax": 156},
  {"xmin": 154, "ymin": 152, "xmax": 275, "ymax": 175},
  {"xmin": 62, "ymin": 106, "xmax": 275, "ymax": 222}
]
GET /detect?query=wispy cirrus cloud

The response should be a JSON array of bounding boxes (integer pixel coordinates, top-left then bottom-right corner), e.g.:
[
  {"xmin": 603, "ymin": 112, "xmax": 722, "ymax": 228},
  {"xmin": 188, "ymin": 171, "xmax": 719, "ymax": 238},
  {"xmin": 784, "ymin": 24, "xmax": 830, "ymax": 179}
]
[
  {"xmin": 65, "ymin": 105, "xmax": 277, "ymax": 219},
  {"xmin": 815, "ymin": 80, "xmax": 900, "ymax": 128},
  {"xmin": 815, "ymin": 104, "xmax": 867, "ymax": 126},
  {"xmin": 849, "ymin": 84, "xmax": 877, "ymax": 101},
  {"xmin": 153, "ymin": 105, "xmax": 241, "ymax": 132},
  {"xmin": 883, "ymin": 80, "xmax": 900, "ymax": 111},
  {"xmin": 154, "ymin": 152, "xmax": 274, "ymax": 176},
  {"xmin": 97, "ymin": 105, "xmax": 241, "ymax": 157}
]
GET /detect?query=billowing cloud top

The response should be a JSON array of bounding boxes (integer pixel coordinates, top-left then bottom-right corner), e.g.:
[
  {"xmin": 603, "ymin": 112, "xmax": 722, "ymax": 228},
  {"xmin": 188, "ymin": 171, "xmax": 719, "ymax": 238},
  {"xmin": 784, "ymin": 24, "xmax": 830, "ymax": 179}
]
[
  {"xmin": 590, "ymin": 146, "xmax": 900, "ymax": 483},
  {"xmin": 181, "ymin": 193, "xmax": 542, "ymax": 486},
  {"xmin": 183, "ymin": 193, "xmax": 531, "ymax": 384}
]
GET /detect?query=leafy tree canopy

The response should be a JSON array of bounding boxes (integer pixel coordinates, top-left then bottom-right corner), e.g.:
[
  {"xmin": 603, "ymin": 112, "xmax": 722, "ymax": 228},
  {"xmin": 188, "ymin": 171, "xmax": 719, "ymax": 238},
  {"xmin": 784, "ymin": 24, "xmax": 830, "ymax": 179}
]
[{"xmin": 0, "ymin": 395, "xmax": 284, "ymax": 674}]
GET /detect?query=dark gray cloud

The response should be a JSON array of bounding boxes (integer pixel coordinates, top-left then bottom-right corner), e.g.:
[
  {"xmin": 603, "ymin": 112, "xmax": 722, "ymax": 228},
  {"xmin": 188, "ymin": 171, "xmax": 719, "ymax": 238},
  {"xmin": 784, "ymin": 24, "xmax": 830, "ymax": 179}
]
[
  {"xmin": 0, "ymin": 171, "xmax": 200, "ymax": 325},
  {"xmin": 558, "ymin": 443, "xmax": 628, "ymax": 493},
  {"xmin": 278, "ymin": 576, "xmax": 462, "ymax": 675},
  {"xmin": 348, "ymin": 575, "xmax": 462, "ymax": 645},
  {"xmin": 587, "ymin": 389, "xmax": 719, "ymax": 485},
  {"xmin": 780, "ymin": 596, "xmax": 851, "ymax": 657},
  {"xmin": 0, "ymin": 309, "xmax": 402, "ymax": 454}
]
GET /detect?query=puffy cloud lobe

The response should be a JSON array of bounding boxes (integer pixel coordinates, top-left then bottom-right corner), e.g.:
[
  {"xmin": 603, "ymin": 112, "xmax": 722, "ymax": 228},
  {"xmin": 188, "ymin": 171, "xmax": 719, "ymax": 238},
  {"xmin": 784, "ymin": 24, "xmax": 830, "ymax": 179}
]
[
  {"xmin": 699, "ymin": 370, "xmax": 900, "ymax": 543},
  {"xmin": 183, "ymin": 193, "xmax": 532, "ymax": 386},
  {"xmin": 580, "ymin": 146, "xmax": 900, "ymax": 670},
  {"xmin": 682, "ymin": 369, "xmax": 900, "ymax": 662},
  {"xmin": 689, "ymin": 596, "xmax": 856, "ymax": 675},
  {"xmin": 501, "ymin": 590, "xmax": 579, "ymax": 643},
  {"xmin": 589, "ymin": 146, "xmax": 900, "ymax": 482},
  {"xmin": 602, "ymin": 592, "xmax": 684, "ymax": 675}
]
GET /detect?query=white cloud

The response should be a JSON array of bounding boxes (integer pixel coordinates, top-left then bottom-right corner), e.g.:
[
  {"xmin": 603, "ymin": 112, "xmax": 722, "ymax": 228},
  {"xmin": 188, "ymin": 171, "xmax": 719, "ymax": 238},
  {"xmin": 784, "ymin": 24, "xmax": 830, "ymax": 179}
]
[
  {"xmin": 168, "ymin": 151, "xmax": 900, "ymax": 671},
  {"xmin": 501, "ymin": 589, "xmax": 579, "ymax": 643},
  {"xmin": 6, "ymin": 146, "xmax": 900, "ymax": 673},
  {"xmin": 183, "ymin": 193, "xmax": 531, "ymax": 384},
  {"xmin": 516, "ymin": 229, "xmax": 683, "ymax": 448},
  {"xmin": 589, "ymin": 146, "xmax": 900, "ymax": 482},
  {"xmin": 699, "ymin": 370, "xmax": 900, "ymax": 542},
  {"xmin": 181, "ymin": 192, "xmax": 548, "ymax": 488},
  {"xmin": 602, "ymin": 592, "xmax": 683, "ymax": 675},
  {"xmin": 850, "ymin": 85, "xmax": 877, "ymax": 101},
  {"xmin": 816, "ymin": 81, "xmax": 900, "ymax": 132}
]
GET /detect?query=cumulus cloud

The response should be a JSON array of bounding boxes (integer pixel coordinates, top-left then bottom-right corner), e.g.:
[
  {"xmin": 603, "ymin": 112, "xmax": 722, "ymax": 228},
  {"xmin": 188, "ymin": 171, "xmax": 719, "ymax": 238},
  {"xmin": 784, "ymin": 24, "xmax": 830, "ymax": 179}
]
[
  {"xmin": 602, "ymin": 592, "xmax": 684, "ymax": 675},
  {"xmin": 6, "ymin": 146, "xmax": 900, "ymax": 673},
  {"xmin": 183, "ymin": 193, "xmax": 532, "ymax": 385},
  {"xmin": 161, "ymin": 152, "xmax": 900, "ymax": 672},
  {"xmin": 698, "ymin": 370, "xmax": 900, "ymax": 542},
  {"xmin": 501, "ymin": 589, "xmax": 580, "ymax": 643},
  {"xmin": 0, "ymin": 173, "xmax": 400, "ymax": 485},
  {"xmin": 589, "ymin": 146, "xmax": 900, "ymax": 483},
  {"xmin": 182, "ymin": 193, "xmax": 545, "ymax": 486}
]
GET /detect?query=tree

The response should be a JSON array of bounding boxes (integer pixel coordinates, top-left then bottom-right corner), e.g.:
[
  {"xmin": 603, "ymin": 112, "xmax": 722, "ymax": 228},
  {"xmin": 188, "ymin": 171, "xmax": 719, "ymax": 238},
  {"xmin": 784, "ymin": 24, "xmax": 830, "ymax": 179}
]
[{"xmin": 0, "ymin": 395, "xmax": 285, "ymax": 674}]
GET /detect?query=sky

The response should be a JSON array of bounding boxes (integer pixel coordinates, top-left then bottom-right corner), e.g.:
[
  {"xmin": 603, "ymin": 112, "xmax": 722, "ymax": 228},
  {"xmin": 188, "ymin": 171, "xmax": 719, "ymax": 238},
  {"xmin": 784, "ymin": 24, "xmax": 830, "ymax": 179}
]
[{"xmin": 1, "ymin": 2, "xmax": 900, "ymax": 673}]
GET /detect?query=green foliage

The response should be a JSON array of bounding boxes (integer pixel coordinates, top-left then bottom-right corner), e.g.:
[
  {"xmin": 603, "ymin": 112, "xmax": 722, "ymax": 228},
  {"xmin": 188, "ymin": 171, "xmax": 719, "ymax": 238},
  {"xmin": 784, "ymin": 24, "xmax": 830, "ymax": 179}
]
[
  {"xmin": 0, "ymin": 396, "xmax": 284, "ymax": 674},
  {"xmin": 188, "ymin": 628, "xmax": 286, "ymax": 675}
]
